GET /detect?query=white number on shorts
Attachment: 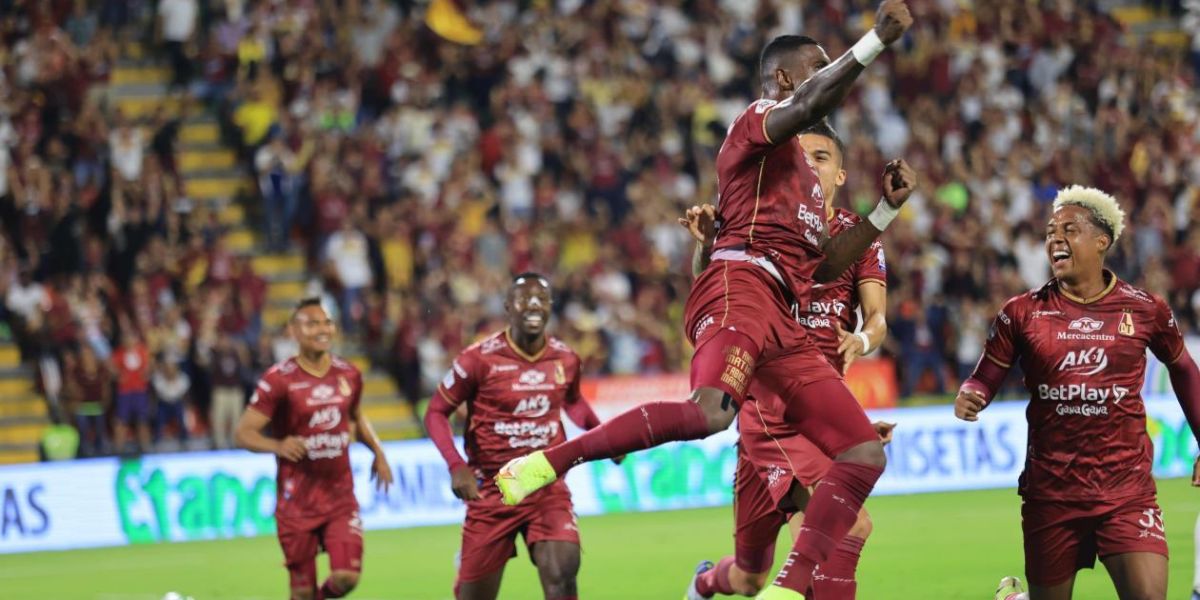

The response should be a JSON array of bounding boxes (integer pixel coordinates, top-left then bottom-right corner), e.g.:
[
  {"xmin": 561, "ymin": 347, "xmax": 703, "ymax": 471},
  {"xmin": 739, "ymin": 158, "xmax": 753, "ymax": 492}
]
[{"xmin": 1137, "ymin": 508, "xmax": 1165, "ymax": 532}]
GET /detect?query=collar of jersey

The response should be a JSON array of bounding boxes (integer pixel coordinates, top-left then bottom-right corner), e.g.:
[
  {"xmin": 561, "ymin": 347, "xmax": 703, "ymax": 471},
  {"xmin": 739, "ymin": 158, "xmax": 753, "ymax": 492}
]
[
  {"xmin": 1056, "ymin": 269, "xmax": 1118, "ymax": 305},
  {"xmin": 504, "ymin": 329, "xmax": 548, "ymax": 363}
]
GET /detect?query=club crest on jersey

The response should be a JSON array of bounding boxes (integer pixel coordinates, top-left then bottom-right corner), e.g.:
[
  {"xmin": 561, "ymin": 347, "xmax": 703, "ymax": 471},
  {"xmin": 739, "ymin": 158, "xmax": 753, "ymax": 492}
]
[
  {"xmin": 337, "ymin": 376, "xmax": 352, "ymax": 397},
  {"xmin": 1118, "ymin": 311, "xmax": 1135, "ymax": 337},
  {"xmin": 1068, "ymin": 317, "xmax": 1104, "ymax": 334},
  {"xmin": 554, "ymin": 361, "xmax": 566, "ymax": 385}
]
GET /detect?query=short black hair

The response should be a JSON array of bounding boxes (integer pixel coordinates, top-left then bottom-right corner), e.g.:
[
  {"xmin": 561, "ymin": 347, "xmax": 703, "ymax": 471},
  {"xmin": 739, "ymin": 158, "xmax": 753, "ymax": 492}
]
[
  {"xmin": 800, "ymin": 119, "xmax": 846, "ymax": 162},
  {"xmin": 760, "ymin": 35, "xmax": 819, "ymax": 84},
  {"xmin": 292, "ymin": 297, "xmax": 324, "ymax": 320}
]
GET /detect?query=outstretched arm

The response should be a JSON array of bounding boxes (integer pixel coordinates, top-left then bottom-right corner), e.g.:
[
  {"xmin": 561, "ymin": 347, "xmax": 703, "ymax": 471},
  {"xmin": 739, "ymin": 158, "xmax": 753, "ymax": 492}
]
[
  {"xmin": 763, "ymin": 0, "xmax": 912, "ymax": 143},
  {"xmin": 815, "ymin": 160, "xmax": 917, "ymax": 282}
]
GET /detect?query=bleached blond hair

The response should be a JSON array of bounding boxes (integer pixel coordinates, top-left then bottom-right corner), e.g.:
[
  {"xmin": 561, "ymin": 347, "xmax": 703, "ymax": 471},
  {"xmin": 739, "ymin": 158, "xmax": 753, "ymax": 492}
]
[{"xmin": 1051, "ymin": 185, "xmax": 1126, "ymax": 244}]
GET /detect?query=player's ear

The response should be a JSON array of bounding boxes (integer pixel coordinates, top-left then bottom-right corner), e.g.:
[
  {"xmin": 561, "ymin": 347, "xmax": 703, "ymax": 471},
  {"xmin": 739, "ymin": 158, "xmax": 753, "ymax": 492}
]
[
  {"xmin": 835, "ymin": 168, "xmax": 846, "ymax": 186},
  {"xmin": 775, "ymin": 68, "xmax": 792, "ymax": 92}
]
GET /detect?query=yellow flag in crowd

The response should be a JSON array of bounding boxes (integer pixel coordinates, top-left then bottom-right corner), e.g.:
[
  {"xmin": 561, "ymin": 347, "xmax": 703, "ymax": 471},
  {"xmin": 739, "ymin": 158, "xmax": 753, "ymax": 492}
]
[{"xmin": 425, "ymin": 0, "xmax": 484, "ymax": 45}]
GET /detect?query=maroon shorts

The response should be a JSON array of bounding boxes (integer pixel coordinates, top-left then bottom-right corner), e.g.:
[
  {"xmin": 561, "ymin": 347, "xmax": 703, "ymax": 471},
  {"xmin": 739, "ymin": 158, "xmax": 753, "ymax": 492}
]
[
  {"xmin": 457, "ymin": 477, "xmax": 579, "ymax": 584},
  {"xmin": 733, "ymin": 421, "xmax": 833, "ymax": 573},
  {"xmin": 277, "ymin": 507, "xmax": 364, "ymax": 590},
  {"xmin": 685, "ymin": 261, "xmax": 877, "ymax": 457},
  {"xmin": 1022, "ymin": 494, "xmax": 1168, "ymax": 586}
]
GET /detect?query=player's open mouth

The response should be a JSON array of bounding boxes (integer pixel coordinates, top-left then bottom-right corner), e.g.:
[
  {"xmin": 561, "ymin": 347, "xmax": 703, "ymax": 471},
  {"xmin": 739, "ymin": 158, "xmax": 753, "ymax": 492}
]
[
  {"xmin": 1051, "ymin": 250, "xmax": 1071, "ymax": 268},
  {"xmin": 523, "ymin": 314, "xmax": 545, "ymax": 327}
]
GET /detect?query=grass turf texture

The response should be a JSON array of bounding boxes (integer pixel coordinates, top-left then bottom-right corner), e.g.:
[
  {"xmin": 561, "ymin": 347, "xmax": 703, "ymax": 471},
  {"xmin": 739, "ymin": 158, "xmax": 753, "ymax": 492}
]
[{"xmin": 6, "ymin": 478, "xmax": 1199, "ymax": 599}]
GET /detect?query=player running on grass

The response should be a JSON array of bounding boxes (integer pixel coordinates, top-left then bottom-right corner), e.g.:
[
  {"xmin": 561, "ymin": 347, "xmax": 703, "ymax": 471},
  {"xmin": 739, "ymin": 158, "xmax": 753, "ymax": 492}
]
[
  {"xmin": 498, "ymin": 4, "xmax": 916, "ymax": 597},
  {"xmin": 954, "ymin": 186, "xmax": 1200, "ymax": 600},
  {"xmin": 681, "ymin": 122, "xmax": 892, "ymax": 600},
  {"xmin": 425, "ymin": 273, "xmax": 613, "ymax": 600},
  {"xmin": 235, "ymin": 298, "xmax": 393, "ymax": 600}
]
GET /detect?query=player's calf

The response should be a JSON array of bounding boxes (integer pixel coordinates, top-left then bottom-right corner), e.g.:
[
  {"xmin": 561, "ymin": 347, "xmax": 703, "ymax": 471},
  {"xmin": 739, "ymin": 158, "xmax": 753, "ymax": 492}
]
[{"xmin": 319, "ymin": 570, "xmax": 359, "ymax": 599}]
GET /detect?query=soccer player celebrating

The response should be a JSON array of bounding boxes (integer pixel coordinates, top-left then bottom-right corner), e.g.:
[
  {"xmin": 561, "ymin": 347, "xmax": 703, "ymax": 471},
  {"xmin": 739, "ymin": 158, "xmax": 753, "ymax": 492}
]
[
  {"xmin": 681, "ymin": 123, "xmax": 891, "ymax": 600},
  {"xmin": 954, "ymin": 186, "xmax": 1200, "ymax": 600},
  {"xmin": 425, "ymin": 273, "xmax": 609, "ymax": 600},
  {"xmin": 498, "ymin": 3, "xmax": 915, "ymax": 597},
  {"xmin": 235, "ymin": 298, "xmax": 393, "ymax": 600}
]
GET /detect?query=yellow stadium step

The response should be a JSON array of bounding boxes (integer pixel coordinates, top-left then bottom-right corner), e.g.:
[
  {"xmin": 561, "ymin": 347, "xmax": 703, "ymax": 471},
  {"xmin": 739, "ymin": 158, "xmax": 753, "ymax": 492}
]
[
  {"xmin": 0, "ymin": 396, "xmax": 47, "ymax": 419},
  {"xmin": 114, "ymin": 96, "xmax": 196, "ymax": 120},
  {"xmin": 181, "ymin": 122, "xmax": 220, "ymax": 145},
  {"xmin": 223, "ymin": 229, "xmax": 256, "ymax": 253},
  {"xmin": 0, "ymin": 378, "xmax": 33, "ymax": 396},
  {"xmin": 363, "ymin": 376, "xmax": 396, "ymax": 398},
  {"xmin": 0, "ymin": 345, "xmax": 19, "ymax": 368},
  {"xmin": 218, "ymin": 203, "xmax": 246, "ymax": 226},
  {"xmin": 180, "ymin": 149, "xmax": 237, "ymax": 172},
  {"xmin": 252, "ymin": 254, "xmax": 306, "ymax": 277},
  {"xmin": 1150, "ymin": 30, "xmax": 1188, "ymax": 48},
  {"xmin": 112, "ymin": 65, "xmax": 170, "ymax": 86},
  {"xmin": 120, "ymin": 42, "xmax": 147, "ymax": 60},
  {"xmin": 185, "ymin": 177, "xmax": 251, "ymax": 200},
  {"xmin": 263, "ymin": 305, "xmax": 292, "ymax": 329},
  {"xmin": 267, "ymin": 280, "xmax": 308, "ymax": 303},
  {"xmin": 0, "ymin": 448, "xmax": 40, "ymax": 464},
  {"xmin": 1110, "ymin": 6, "xmax": 1156, "ymax": 26},
  {"xmin": 0, "ymin": 423, "xmax": 47, "ymax": 445},
  {"xmin": 362, "ymin": 402, "xmax": 413, "ymax": 423}
]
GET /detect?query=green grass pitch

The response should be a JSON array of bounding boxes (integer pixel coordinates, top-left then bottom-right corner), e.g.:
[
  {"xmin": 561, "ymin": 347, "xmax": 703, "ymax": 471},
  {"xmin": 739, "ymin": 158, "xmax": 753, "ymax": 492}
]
[{"xmin": 6, "ymin": 478, "xmax": 1199, "ymax": 599}]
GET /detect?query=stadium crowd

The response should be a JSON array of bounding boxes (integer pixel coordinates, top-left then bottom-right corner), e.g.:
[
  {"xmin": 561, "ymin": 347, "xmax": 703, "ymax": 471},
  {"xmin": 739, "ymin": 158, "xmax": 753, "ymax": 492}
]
[{"xmin": 1, "ymin": 0, "xmax": 1198, "ymax": 456}]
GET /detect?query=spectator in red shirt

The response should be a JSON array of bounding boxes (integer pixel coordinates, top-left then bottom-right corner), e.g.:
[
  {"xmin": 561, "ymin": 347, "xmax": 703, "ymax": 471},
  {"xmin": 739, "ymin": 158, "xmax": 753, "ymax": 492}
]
[{"xmin": 111, "ymin": 329, "xmax": 152, "ymax": 453}]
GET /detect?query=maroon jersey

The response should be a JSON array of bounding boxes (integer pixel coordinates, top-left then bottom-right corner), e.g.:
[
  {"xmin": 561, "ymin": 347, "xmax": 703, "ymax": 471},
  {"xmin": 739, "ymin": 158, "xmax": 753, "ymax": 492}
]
[
  {"xmin": 249, "ymin": 356, "xmax": 362, "ymax": 518},
  {"xmin": 713, "ymin": 99, "xmax": 828, "ymax": 303},
  {"xmin": 436, "ymin": 331, "xmax": 583, "ymax": 472},
  {"xmin": 799, "ymin": 208, "xmax": 888, "ymax": 372},
  {"xmin": 984, "ymin": 274, "xmax": 1186, "ymax": 502},
  {"xmin": 742, "ymin": 209, "xmax": 886, "ymax": 438}
]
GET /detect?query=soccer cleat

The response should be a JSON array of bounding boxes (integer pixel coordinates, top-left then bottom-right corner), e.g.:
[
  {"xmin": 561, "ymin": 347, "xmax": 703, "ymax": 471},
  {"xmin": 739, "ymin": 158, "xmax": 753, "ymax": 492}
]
[
  {"xmin": 495, "ymin": 450, "xmax": 557, "ymax": 505},
  {"xmin": 994, "ymin": 576, "xmax": 1028, "ymax": 600},
  {"xmin": 1191, "ymin": 591, "xmax": 1200, "ymax": 600},
  {"xmin": 755, "ymin": 585, "xmax": 806, "ymax": 599},
  {"xmin": 685, "ymin": 560, "xmax": 715, "ymax": 600}
]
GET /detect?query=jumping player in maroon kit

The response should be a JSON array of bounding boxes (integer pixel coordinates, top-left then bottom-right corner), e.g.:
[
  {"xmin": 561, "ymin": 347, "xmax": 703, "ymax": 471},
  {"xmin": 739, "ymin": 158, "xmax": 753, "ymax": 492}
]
[
  {"xmin": 235, "ymin": 298, "xmax": 394, "ymax": 600},
  {"xmin": 681, "ymin": 123, "xmax": 892, "ymax": 600},
  {"xmin": 498, "ymin": 3, "xmax": 915, "ymax": 597},
  {"xmin": 425, "ymin": 273, "xmax": 610, "ymax": 600},
  {"xmin": 954, "ymin": 186, "xmax": 1200, "ymax": 600}
]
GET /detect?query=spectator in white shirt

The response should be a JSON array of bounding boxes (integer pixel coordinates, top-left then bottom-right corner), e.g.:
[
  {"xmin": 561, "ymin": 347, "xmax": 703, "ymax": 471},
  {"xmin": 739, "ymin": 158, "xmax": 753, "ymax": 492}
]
[
  {"xmin": 324, "ymin": 219, "xmax": 373, "ymax": 334},
  {"xmin": 151, "ymin": 356, "xmax": 191, "ymax": 444},
  {"xmin": 158, "ymin": 0, "xmax": 198, "ymax": 90}
]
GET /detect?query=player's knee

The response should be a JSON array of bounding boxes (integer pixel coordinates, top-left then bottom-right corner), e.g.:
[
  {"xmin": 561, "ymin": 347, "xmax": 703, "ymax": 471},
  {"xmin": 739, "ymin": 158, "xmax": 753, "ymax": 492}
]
[
  {"xmin": 849, "ymin": 509, "xmax": 873, "ymax": 539},
  {"xmin": 836, "ymin": 439, "xmax": 886, "ymax": 469},
  {"xmin": 332, "ymin": 570, "xmax": 359, "ymax": 592},
  {"xmin": 693, "ymin": 387, "xmax": 738, "ymax": 433},
  {"xmin": 289, "ymin": 588, "xmax": 315, "ymax": 600}
]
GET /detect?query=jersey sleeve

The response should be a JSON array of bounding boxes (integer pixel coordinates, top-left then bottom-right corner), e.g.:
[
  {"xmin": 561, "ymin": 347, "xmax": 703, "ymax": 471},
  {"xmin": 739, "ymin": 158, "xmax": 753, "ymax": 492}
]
[
  {"xmin": 724, "ymin": 100, "xmax": 781, "ymax": 156},
  {"xmin": 351, "ymin": 368, "xmax": 364, "ymax": 412},
  {"xmin": 248, "ymin": 367, "xmax": 286, "ymax": 419},
  {"xmin": 1149, "ymin": 297, "xmax": 1186, "ymax": 365},
  {"xmin": 853, "ymin": 239, "xmax": 888, "ymax": 288},
  {"xmin": 982, "ymin": 298, "xmax": 1023, "ymax": 369},
  {"xmin": 436, "ymin": 349, "xmax": 481, "ymax": 407}
]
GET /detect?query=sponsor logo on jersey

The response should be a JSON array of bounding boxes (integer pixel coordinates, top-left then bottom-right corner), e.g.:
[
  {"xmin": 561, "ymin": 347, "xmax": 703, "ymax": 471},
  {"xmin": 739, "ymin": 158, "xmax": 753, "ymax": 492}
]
[
  {"xmin": 1030, "ymin": 310, "xmax": 1062, "ymax": 319},
  {"xmin": 452, "ymin": 360, "xmax": 467, "ymax": 378},
  {"xmin": 693, "ymin": 314, "xmax": 715, "ymax": 341},
  {"xmin": 766, "ymin": 464, "xmax": 788, "ymax": 489},
  {"xmin": 512, "ymin": 368, "xmax": 556, "ymax": 391},
  {"xmin": 258, "ymin": 380, "xmax": 274, "ymax": 393},
  {"xmin": 998, "ymin": 311, "xmax": 1012, "ymax": 326},
  {"xmin": 1118, "ymin": 286, "xmax": 1153, "ymax": 304},
  {"xmin": 876, "ymin": 247, "xmax": 886, "ymax": 273},
  {"xmin": 441, "ymin": 369, "xmax": 456, "ymax": 390},
  {"xmin": 306, "ymin": 384, "xmax": 342, "ymax": 406},
  {"xmin": 798, "ymin": 315, "xmax": 833, "ymax": 329},
  {"xmin": 554, "ymin": 361, "xmax": 566, "ymax": 386},
  {"xmin": 490, "ymin": 364, "xmax": 519, "ymax": 374},
  {"xmin": 1055, "ymin": 347, "xmax": 1109, "ymax": 375},
  {"xmin": 1068, "ymin": 317, "xmax": 1103, "ymax": 333},
  {"xmin": 304, "ymin": 431, "xmax": 352, "ymax": 459},
  {"xmin": 513, "ymin": 394, "xmax": 551, "ymax": 418},
  {"xmin": 308, "ymin": 406, "xmax": 342, "ymax": 430},
  {"xmin": 1119, "ymin": 310, "xmax": 1136, "ymax": 337},
  {"xmin": 287, "ymin": 382, "xmax": 312, "ymax": 391},
  {"xmin": 809, "ymin": 300, "xmax": 847, "ymax": 317},
  {"xmin": 1038, "ymin": 383, "xmax": 1130, "ymax": 405},
  {"xmin": 811, "ymin": 182, "xmax": 824, "ymax": 209},
  {"xmin": 494, "ymin": 420, "xmax": 561, "ymax": 448},
  {"xmin": 480, "ymin": 336, "xmax": 506, "ymax": 354},
  {"xmin": 519, "ymin": 369, "xmax": 546, "ymax": 386}
]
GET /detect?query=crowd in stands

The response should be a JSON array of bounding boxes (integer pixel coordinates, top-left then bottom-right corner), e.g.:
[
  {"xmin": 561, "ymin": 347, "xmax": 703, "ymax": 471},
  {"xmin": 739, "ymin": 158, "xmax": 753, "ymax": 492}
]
[{"xmin": 1, "ymin": 0, "xmax": 1198, "ymax": 458}]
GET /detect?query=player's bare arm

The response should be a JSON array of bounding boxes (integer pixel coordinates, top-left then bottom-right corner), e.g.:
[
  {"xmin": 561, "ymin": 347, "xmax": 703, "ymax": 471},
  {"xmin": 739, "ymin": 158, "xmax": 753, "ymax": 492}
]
[
  {"xmin": 814, "ymin": 159, "xmax": 917, "ymax": 282},
  {"xmin": 678, "ymin": 203, "xmax": 716, "ymax": 276},
  {"xmin": 352, "ymin": 404, "xmax": 393, "ymax": 493},
  {"xmin": 836, "ymin": 282, "xmax": 887, "ymax": 373},
  {"xmin": 762, "ymin": 0, "xmax": 912, "ymax": 143},
  {"xmin": 424, "ymin": 390, "xmax": 481, "ymax": 501},
  {"xmin": 235, "ymin": 408, "xmax": 307, "ymax": 462}
]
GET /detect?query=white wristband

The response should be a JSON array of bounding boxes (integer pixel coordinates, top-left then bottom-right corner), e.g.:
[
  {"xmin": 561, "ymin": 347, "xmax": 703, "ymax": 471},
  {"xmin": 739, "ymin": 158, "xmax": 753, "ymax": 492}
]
[
  {"xmin": 867, "ymin": 198, "xmax": 900, "ymax": 231},
  {"xmin": 855, "ymin": 331, "xmax": 872, "ymax": 354},
  {"xmin": 851, "ymin": 29, "xmax": 886, "ymax": 66}
]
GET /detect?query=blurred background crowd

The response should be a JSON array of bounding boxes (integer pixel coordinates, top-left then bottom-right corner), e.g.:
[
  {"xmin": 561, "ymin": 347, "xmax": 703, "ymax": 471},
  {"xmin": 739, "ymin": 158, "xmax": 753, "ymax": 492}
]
[{"xmin": 0, "ymin": 0, "xmax": 1198, "ymax": 459}]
